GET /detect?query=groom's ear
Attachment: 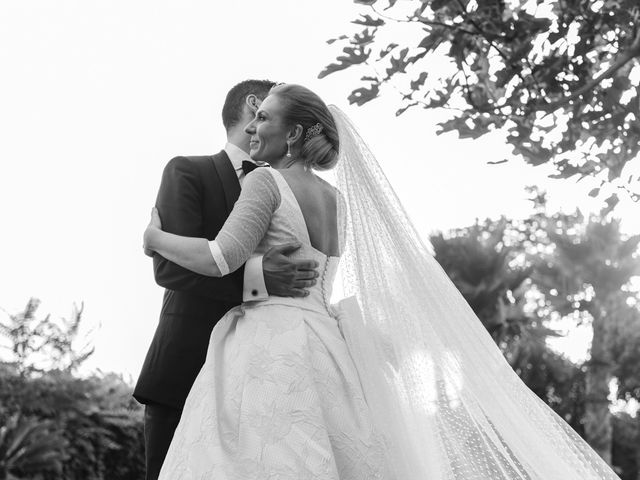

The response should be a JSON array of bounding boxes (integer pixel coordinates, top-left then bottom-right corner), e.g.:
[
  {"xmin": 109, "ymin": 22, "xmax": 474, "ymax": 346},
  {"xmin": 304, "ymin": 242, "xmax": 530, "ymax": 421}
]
[{"xmin": 245, "ymin": 94, "xmax": 260, "ymax": 113}]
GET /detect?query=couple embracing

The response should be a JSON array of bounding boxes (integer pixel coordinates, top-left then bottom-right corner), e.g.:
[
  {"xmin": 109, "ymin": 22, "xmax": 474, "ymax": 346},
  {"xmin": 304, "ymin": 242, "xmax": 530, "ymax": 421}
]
[{"xmin": 135, "ymin": 80, "xmax": 621, "ymax": 479}]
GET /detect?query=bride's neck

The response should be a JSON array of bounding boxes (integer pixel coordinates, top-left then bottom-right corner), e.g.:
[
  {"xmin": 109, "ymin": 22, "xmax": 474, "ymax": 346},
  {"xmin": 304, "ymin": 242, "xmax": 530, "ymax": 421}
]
[{"xmin": 270, "ymin": 156, "xmax": 307, "ymax": 173}]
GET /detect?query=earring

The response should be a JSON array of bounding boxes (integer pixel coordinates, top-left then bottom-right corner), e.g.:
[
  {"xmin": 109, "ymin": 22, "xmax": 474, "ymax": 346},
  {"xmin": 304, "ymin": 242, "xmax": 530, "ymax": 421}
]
[{"xmin": 286, "ymin": 141, "xmax": 292, "ymax": 158}]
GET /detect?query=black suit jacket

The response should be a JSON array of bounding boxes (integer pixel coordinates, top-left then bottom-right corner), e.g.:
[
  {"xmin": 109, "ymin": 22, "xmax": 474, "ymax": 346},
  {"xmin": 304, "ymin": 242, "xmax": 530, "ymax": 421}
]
[{"xmin": 134, "ymin": 151, "xmax": 244, "ymax": 409}]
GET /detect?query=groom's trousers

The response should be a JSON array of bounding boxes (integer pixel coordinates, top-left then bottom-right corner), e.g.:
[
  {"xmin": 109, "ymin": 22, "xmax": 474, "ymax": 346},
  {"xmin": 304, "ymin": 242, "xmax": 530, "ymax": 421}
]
[{"xmin": 144, "ymin": 403, "xmax": 182, "ymax": 480}]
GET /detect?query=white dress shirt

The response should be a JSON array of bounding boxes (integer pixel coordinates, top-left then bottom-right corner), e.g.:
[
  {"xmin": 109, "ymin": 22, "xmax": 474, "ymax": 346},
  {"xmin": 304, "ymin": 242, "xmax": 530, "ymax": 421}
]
[{"xmin": 224, "ymin": 142, "xmax": 268, "ymax": 302}]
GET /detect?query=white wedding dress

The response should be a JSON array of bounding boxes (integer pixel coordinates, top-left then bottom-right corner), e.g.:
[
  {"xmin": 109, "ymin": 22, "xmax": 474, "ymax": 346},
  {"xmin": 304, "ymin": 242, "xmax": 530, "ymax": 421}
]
[
  {"xmin": 159, "ymin": 107, "xmax": 622, "ymax": 480},
  {"xmin": 158, "ymin": 167, "xmax": 390, "ymax": 479}
]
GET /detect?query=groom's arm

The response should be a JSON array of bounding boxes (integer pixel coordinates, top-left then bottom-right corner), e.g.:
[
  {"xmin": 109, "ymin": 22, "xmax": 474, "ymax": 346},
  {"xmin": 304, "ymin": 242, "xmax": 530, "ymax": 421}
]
[{"xmin": 152, "ymin": 156, "xmax": 245, "ymax": 303}]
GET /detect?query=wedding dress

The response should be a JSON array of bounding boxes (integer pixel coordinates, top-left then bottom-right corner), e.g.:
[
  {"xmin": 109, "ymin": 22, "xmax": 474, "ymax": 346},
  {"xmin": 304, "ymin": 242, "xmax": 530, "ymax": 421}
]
[
  {"xmin": 160, "ymin": 106, "xmax": 621, "ymax": 479},
  {"xmin": 158, "ymin": 167, "xmax": 390, "ymax": 479}
]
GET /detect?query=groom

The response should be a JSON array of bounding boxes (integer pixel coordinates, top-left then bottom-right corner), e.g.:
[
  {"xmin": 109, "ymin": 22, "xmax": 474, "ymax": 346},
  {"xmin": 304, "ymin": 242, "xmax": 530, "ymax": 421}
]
[{"xmin": 134, "ymin": 79, "xmax": 319, "ymax": 480}]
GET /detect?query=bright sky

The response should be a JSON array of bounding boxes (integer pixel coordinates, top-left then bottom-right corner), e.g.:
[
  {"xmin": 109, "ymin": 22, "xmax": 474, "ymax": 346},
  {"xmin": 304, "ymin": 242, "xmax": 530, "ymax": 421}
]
[{"xmin": 1, "ymin": 0, "xmax": 638, "ymax": 380}]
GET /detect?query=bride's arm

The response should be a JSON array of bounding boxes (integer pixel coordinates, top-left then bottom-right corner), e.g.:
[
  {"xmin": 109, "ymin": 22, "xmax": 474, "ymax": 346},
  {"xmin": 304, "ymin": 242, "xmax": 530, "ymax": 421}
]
[
  {"xmin": 144, "ymin": 223, "xmax": 220, "ymax": 276},
  {"xmin": 144, "ymin": 168, "xmax": 281, "ymax": 278}
]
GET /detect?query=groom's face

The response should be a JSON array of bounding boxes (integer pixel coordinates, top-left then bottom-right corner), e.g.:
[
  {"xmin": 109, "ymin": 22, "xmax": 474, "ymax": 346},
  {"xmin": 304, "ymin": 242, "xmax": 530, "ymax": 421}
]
[{"xmin": 245, "ymin": 95, "xmax": 289, "ymax": 164}]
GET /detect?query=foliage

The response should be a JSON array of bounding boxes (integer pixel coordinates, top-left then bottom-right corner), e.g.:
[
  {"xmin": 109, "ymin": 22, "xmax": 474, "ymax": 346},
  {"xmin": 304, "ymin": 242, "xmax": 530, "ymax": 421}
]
[
  {"xmin": 0, "ymin": 301, "xmax": 144, "ymax": 480},
  {"xmin": 612, "ymin": 412, "xmax": 640, "ymax": 480},
  {"xmin": 430, "ymin": 188, "xmax": 640, "ymax": 469},
  {"xmin": 321, "ymin": 0, "xmax": 640, "ymax": 200},
  {"xmin": 431, "ymin": 218, "xmax": 533, "ymax": 345},
  {"xmin": 609, "ymin": 304, "xmax": 640, "ymax": 402},
  {"xmin": 0, "ymin": 367, "xmax": 145, "ymax": 480},
  {"xmin": 430, "ymin": 215, "xmax": 586, "ymax": 430},
  {"xmin": 520, "ymin": 189, "xmax": 639, "ymax": 462},
  {"xmin": 0, "ymin": 299, "xmax": 93, "ymax": 376},
  {"xmin": 0, "ymin": 414, "xmax": 65, "ymax": 480}
]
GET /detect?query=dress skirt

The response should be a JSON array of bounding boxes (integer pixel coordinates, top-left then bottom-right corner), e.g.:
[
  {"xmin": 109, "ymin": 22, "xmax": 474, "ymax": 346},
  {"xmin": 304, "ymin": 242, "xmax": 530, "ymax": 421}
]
[{"xmin": 158, "ymin": 298, "xmax": 388, "ymax": 480}]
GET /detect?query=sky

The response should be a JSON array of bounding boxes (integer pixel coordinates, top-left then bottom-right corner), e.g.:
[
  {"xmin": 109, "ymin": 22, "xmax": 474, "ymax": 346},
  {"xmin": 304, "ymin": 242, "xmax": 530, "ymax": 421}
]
[{"xmin": 1, "ymin": 0, "xmax": 638, "ymax": 381}]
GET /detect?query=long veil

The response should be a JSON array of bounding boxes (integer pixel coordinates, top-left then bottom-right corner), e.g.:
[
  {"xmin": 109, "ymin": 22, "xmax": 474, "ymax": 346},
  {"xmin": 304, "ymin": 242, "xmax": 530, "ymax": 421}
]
[{"xmin": 329, "ymin": 105, "xmax": 621, "ymax": 480}]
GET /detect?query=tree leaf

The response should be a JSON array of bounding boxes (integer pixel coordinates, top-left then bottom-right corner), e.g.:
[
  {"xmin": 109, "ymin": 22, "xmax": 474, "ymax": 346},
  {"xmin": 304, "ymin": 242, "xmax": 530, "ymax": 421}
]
[
  {"xmin": 348, "ymin": 83, "xmax": 380, "ymax": 106},
  {"xmin": 418, "ymin": 31, "xmax": 445, "ymax": 52},
  {"xmin": 437, "ymin": 116, "xmax": 466, "ymax": 135},
  {"xmin": 352, "ymin": 29, "xmax": 376, "ymax": 45},
  {"xmin": 326, "ymin": 35, "xmax": 348, "ymax": 45},
  {"xmin": 414, "ymin": 1, "xmax": 430, "ymax": 17},
  {"xmin": 352, "ymin": 14, "xmax": 385, "ymax": 27},
  {"xmin": 602, "ymin": 193, "xmax": 619, "ymax": 215},
  {"xmin": 431, "ymin": 0, "xmax": 454, "ymax": 11},
  {"xmin": 378, "ymin": 43, "xmax": 398, "ymax": 59},
  {"xmin": 385, "ymin": 47, "xmax": 410, "ymax": 78},
  {"xmin": 408, "ymin": 50, "xmax": 428, "ymax": 64},
  {"xmin": 318, "ymin": 62, "xmax": 352, "ymax": 79},
  {"xmin": 410, "ymin": 72, "xmax": 429, "ymax": 91},
  {"xmin": 448, "ymin": 32, "xmax": 468, "ymax": 67},
  {"xmin": 396, "ymin": 102, "xmax": 418, "ymax": 116},
  {"xmin": 318, "ymin": 46, "xmax": 369, "ymax": 79}
]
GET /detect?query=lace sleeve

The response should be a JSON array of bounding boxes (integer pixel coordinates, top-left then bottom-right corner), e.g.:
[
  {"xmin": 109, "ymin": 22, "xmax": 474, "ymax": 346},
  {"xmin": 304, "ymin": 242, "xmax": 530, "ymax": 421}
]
[{"xmin": 208, "ymin": 168, "xmax": 281, "ymax": 275}]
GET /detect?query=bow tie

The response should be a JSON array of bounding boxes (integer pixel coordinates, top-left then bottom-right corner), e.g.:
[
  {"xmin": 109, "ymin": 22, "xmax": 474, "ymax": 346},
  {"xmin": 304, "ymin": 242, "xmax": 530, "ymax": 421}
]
[{"xmin": 242, "ymin": 160, "xmax": 262, "ymax": 175}]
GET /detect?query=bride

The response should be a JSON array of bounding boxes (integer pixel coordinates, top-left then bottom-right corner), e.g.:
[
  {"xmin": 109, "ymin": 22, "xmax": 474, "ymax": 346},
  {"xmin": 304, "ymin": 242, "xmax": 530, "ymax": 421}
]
[{"xmin": 143, "ymin": 83, "xmax": 621, "ymax": 479}]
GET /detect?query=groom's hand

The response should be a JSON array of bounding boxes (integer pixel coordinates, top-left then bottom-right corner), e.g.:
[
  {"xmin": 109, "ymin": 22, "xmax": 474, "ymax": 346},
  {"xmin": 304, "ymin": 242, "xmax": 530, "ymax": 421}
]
[{"xmin": 263, "ymin": 243, "xmax": 319, "ymax": 297}]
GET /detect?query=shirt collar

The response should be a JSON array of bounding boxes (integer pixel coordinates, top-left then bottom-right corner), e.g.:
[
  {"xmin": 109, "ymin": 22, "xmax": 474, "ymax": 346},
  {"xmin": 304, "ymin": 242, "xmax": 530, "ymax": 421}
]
[{"xmin": 224, "ymin": 142, "xmax": 254, "ymax": 172}]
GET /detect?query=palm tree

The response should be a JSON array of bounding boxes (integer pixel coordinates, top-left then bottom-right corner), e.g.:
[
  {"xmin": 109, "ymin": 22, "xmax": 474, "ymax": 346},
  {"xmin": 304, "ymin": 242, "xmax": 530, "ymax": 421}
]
[
  {"xmin": 431, "ymin": 218, "xmax": 533, "ymax": 348},
  {"xmin": 431, "ymin": 216, "xmax": 589, "ymax": 431},
  {"xmin": 535, "ymin": 216, "xmax": 640, "ymax": 464}
]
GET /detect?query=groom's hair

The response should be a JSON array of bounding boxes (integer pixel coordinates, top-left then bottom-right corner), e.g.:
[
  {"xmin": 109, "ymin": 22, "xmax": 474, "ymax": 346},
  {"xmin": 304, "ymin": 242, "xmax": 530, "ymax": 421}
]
[{"xmin": 222, "ymin": 79, "xmax": 276, "ymax": 131}]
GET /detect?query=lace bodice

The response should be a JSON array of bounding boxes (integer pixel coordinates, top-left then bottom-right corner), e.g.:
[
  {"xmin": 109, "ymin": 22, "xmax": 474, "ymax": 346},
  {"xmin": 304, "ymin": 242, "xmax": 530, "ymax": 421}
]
[{"xmin": 208, "ymin": 167, "xmax": 340, "ymax": 312}]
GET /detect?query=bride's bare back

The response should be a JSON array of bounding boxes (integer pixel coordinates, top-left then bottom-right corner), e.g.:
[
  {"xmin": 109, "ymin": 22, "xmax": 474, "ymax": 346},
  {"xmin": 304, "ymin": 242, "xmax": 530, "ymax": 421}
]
[{"xmin": 277, "ymin": 169, "xmax": 340, "ymax": 258}]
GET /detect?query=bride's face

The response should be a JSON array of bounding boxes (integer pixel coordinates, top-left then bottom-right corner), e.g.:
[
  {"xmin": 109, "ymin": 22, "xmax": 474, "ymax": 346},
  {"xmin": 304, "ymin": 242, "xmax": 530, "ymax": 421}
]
[{"xmin": 245, "ymin": 95, "xmax": 290, "ymax": 165}]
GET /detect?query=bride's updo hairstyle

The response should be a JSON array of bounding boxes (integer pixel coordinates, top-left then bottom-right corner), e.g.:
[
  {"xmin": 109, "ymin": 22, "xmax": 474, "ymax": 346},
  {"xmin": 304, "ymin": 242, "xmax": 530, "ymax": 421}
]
[{"xmin": 269, "ymin": 83, "xmax": 339, "ymax": 171}]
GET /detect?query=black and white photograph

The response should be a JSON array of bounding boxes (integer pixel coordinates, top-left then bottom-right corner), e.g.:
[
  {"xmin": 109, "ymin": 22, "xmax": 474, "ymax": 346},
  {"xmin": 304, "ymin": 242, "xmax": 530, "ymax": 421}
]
[{"xmin": 1, "ymin": 0, "xmax": 639, "ymax": 478}]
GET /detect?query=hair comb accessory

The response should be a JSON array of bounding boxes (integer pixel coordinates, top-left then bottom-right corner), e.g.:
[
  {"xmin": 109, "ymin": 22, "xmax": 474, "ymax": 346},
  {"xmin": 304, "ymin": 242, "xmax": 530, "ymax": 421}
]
[{"xmin": 304, "ymin": 123, "xmax": 323, "ymax": 142}]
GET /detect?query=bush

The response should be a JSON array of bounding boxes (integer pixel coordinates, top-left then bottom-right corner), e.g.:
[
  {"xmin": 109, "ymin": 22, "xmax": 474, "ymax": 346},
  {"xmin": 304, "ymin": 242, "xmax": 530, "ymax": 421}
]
[
  {"xmin": 0, "ymin": 299, "xmax": 145, "ymax": 479},
  {"xmin": 0, "ymin": 365, "xmax": 144, "ymax": 480}
]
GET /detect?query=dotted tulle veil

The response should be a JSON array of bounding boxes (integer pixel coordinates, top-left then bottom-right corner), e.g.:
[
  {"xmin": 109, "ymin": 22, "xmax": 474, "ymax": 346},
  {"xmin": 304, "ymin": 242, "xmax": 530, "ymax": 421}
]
[{"xmin": 329, "ymin": 105, "xmax": 621, "ymax": 479}]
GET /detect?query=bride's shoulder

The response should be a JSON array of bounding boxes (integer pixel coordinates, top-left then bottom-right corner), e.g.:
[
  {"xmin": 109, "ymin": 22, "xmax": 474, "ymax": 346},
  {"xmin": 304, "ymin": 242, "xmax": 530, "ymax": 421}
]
[
  {"xmin": 314, "ymin": 174, "xmax": 331, "ymax": 188},
  {"xmin": 315, "ymin": 176, "xmax": 339, "ymax": 200},
  {"xmin": 243, "ymin": 167, "xmax": 281, "ymax": 192},
  {"xmin": 246, "ymin": 166, "xmax": 278, "ymax": 181}
]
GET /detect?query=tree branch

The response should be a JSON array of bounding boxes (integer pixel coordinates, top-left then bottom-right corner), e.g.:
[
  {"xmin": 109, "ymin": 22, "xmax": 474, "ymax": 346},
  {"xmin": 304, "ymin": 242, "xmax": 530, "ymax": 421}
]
[
  {"xmin": 417, "ymin": 17, "xmax": 477, "ymax": 35},
  {"xmin": 452, "ymin": 0, "xmax": 534, "ymax": 97},
  {"xmin": 460, "ymin": 60, "xmax": 478, "ymax": 110},
  {"xmin": 370, "ymin": 5, "xmax": 414, "ymax": 24},
  {"xmin": 540, "ymin": 28, "xmax": 640, "ymax": 112}
]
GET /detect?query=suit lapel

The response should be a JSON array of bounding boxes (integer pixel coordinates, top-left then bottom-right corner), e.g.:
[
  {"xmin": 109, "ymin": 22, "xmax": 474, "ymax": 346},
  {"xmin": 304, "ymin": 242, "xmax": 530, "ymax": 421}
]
[{"xmin": 211, "ymin": 150, "xmax": 241, "ymax": 215}]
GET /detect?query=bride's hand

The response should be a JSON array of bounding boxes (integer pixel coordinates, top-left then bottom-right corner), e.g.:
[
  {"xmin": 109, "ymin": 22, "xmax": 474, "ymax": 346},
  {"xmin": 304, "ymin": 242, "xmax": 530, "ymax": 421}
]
[
  {"xmin": 143, "ymin": 207, "xmax": 163, "ymax": 257},
  {"xmin": 149, "ymin": 206, "xmax": 163, "ymax": 229}
]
